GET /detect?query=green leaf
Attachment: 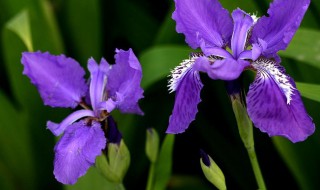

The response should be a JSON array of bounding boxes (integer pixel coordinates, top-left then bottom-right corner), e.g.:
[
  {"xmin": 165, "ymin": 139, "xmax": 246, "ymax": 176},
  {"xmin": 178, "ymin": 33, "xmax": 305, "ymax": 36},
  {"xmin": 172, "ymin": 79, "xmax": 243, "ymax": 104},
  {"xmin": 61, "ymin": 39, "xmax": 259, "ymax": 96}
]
[
  {"xmin": 296, "ymin": 82, "xmax": 320, "ymax": 102},
  {"xmin": 0, "ymin": 91, "xmax": 35, "ymax": 190},
  {"xmin": 5, "ymin": 10, "xmax": 33, "ymax": 51},
  {"xmin": 139, "ymin": 45, "xmax": 191, "ymax": 89},
  {"xmin": 153, "ymin": 134, "xmax": 175, "ymax": 190},
  {"xmin": 279, "ymin": 28, "xmax": 320, "ymax": 69},
  {"xmin": 64, "ymin": 167, "xmax": 120, "ymax": 190}
]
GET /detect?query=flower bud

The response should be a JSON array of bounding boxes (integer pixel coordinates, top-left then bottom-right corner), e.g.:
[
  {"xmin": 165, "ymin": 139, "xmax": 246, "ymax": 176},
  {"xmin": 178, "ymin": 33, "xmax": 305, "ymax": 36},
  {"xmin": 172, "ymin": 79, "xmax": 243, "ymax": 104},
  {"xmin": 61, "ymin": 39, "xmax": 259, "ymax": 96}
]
[
  {"xmin": 95, "ymin": 140, "xmax": 130, "ymax": 184},
  {"xmin": 200, "ymin": 150, "xmax": 226, "ymax": 190},
  {"xmin": 145, "ymin": 128, "xmax": 160, "ymax": 163}
]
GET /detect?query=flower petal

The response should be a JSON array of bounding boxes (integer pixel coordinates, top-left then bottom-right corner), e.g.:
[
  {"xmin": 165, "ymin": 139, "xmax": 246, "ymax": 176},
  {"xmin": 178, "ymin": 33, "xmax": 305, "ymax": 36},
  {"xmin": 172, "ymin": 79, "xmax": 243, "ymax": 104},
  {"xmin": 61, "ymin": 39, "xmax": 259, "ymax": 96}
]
[
  {"xmin": 88, "ymin": 58, "xmax": 109, "ymax": 115},
  {"xmin": 107, "ymin": 49, "xmax": 144, "ymax": 115},
  {"xmin": 53, "ymin": 120, "xmax": 106, "ymax": 184},
  {"xmin": 250, "ymin": 0, "xmax": 310, "ymax": 58},
  {"xmin": 167, "ymin": 56, "xmax": 203, "ymax": 133},
  {"xmin": 247, "ymin": 59, "xmax": 315, "ymax": 142},
  {"xmin": 231, "ymin": 9, "xmax": 254, "ymax": 58},
  {"xmin": 47, "ymin": 109, "xmax": 95, "ymax": 136},
  {"xmin": 194, "ymin": 57, "xmax": 249, "ymax": 80},
  {"xmin": 172, "ymin": 0, "xmax": 233, "ymax": 49},
  {"xmin": 21, "ymin": 51, "xmax": 87, "ymax": 108}
]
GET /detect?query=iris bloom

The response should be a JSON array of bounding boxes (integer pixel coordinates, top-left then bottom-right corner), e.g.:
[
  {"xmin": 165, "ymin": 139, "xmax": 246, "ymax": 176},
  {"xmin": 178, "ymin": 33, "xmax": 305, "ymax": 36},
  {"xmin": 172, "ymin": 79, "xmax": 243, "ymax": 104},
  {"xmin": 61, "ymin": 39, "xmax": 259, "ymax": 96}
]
[
  {"xmin": 21, "ymin": 49, "xmax": 143, "ymax": 184},
  {"xmin": 167, "ymin": 0, "xmax": 315, "ymax": 142}
]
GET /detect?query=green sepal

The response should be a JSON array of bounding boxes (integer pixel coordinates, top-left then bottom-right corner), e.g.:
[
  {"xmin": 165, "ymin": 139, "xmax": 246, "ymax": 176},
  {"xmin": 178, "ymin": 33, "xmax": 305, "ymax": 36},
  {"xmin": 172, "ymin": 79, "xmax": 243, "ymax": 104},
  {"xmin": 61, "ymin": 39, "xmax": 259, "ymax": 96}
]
[
  {"xmin": 145, "ymin": 128, "xmax": 160, "ymax": 163},
  {"xmin": 95, "ymin": 140, "xmax": 130, "ymax": 184},
  {"xmin": 200, "ymin": 155, "xmax": 226, "ymax": 190},
  {"xmin": 231, "ymin": 96, "xmax": 254, "ymax": 149}
]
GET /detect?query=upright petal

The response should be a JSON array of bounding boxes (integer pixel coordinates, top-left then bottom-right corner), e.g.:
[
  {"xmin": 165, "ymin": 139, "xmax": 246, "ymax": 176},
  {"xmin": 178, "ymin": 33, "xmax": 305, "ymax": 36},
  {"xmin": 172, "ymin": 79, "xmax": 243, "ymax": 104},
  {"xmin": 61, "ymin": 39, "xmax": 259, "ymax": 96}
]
[
  {"xmin": 173, "ymin": 0, "xmax": 233, "ymax": 50},
  {"xmin": 193, "ymin": 57, "xmax": 249, "ymax": 81},
  {"xmin": 106, "ymin": 49, "xmax": 144, "ymax": 115},
  {"xmin": 53, "ymin": 120, "xmax": 106, "ymax": 184},
  {"xmin": 88, "ymin": 58, "xmax": 109, "ymax": 115},
  {"xmin": 251, "ymin": 0, "xmax": 310, "ymax": 58},
  {"xmin": 47, "ymin": 109, "xmax": 95, "ymax": 136},
  {"xmin": 247, "ymin": 58, "xmax": 315, "ymax": 142},
  {"xmin": 231, "ymin": 9, "xmax": 254, "ymax": 58},
  {"xmin": 21, "ymin": 51, "xmax": 87, "ymax": 108},
  {"xmin": 167, "ymin": 56, "xmax": 203, "ymax": 133}
]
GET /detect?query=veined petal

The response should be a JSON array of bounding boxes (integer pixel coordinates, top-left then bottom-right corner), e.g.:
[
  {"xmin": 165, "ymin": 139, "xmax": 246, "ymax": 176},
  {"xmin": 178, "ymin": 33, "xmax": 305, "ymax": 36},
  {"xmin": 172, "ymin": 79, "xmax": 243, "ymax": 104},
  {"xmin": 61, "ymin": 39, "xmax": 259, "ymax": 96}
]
[
  {"xmin": 167, "ymin": 55, "xmax": 203, "ymax": 133},
  {"xmin": 173, "ymin": 0, "xmax": 233, "ymax": 49},
  {"xmin": 21, "ymin": 51, "xmax": 87, "ymax": 108},
  {"xmin": 107, "ymin": 49, "xmax": 144, "ymax": 115},
  {"xmin": 231, "ymin": 9, "xmax": 254, "ymax": 58},
  {"xmin": 247, "ymin": 58, "xmax": 315, "ymax": 142},
  {"xmin": 251, "ymin": 0, "xmax": 310, "ymax": 57},
  {"xmin": 88, "ymin": 58, "xmax": 109, "ymax": 115},
  {"xmin": 53, "ymin": 120, "xmax": 106, "ymax": 184},
  {"xmin": 47, "ymin": 109, "xmax": 95, "ymax": 136},
  {"xmin": 194, "ymin": 57, "xmax": 249, "ymax": 80}
]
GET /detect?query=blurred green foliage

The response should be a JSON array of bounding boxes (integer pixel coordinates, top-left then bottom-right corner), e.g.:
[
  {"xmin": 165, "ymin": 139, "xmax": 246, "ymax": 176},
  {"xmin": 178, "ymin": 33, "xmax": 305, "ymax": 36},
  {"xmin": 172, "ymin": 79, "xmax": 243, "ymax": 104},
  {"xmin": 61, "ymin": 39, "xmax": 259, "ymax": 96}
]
[{"xmin": 0, "ymin": 0, "xmax": 320, "ymax": 189}]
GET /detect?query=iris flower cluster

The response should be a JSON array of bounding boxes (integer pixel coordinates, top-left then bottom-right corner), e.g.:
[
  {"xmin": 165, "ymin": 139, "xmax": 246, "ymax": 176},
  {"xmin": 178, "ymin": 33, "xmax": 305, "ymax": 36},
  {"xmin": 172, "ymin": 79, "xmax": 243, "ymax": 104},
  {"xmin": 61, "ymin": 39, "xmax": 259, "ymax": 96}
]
[
  {"xmin": 166, "ymin": 0, "xmax": 315, "ymax": 142},
  {"xmin": 21, "ymin": 49, "xmax": 143, "ymax": 184}
]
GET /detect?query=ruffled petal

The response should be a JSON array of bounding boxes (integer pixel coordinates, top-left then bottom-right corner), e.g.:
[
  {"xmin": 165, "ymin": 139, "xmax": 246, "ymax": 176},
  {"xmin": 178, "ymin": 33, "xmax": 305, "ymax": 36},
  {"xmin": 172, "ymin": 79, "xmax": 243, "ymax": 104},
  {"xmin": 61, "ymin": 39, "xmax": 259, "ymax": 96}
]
[
  {"xmin": 21, "ymin": 51, "xmax": 87, "ymax": 108},
  {"xmin": 172, "ymin": 0, "xmax": 233, "ymax": 49},
  {"xmin": 47, "ymin": 109, "xmax": 95, "ymax": 136},
  {"xmin": 247, "ymin": 58, "xmax": 315, "ymax": 142},
  {"xmin": 167, "ymin": 56, "xmax": 203, "ymax": 133},
  {"xmin": 53, "ymin": 120, "xmax": 106, "ymax": 184},
  {"xmin": 107, "ymin": 49, "xmax": 144, "ymax": 115},
  {"xmin": 88, "ymin": 58, "xmax": 109, "ymax": 115},
  {"xmin": 194, "ymin": 57, "xmax": 249, "ymax": 80},
  {"xmin": 251, "ymin": 0, "xmax": 310, "ymax": 58},
  {"xmin": 231, "ymin": 9, "xmax": 254, "ymax": 58}
]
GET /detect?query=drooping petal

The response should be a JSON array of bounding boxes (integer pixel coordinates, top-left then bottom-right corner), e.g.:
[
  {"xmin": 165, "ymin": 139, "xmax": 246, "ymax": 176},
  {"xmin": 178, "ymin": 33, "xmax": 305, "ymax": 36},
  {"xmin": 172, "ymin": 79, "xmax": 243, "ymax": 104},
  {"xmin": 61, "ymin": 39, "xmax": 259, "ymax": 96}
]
[
  {"xmin": 172, "ymin": 0, "xmax": 233, "ymax": 50},
  {"xmin": 21, "ymin": 51, "xmax": 87, "ymax": 108},
  {"xmin": 106, "ymin": 49, "xmax": 144, "ymax": 115},
  {"xmin": 251, "ymin": 0, "xmax": 310, "ymax": 58},
  {"xmin": 247, "ymin": 58, "xmax": 315, "ymax": 142},
  {"xmin": 47, "ymin": 109, "xmax": 95, "ymax": 136},
  {"xmin": 88, "ymin": 58, "xmax": 109, "ymax": 115},
  {"xmin": 53, "ymin": 120, "xmax": 106, "ymax": 184},
  {"xmin": 167, "ymin": 57, "xmax": 203, "ymax": 133},
  {"xmin": 231, "ymin": 9, "xmax": 254, "ymax": 58},
  {"xmin": 193, "ymin": 57, "xmax": 249, "ymax": 80},
  {"xmin": 106, "ymin": 116, "xmax": 122, "ymax": 144}
]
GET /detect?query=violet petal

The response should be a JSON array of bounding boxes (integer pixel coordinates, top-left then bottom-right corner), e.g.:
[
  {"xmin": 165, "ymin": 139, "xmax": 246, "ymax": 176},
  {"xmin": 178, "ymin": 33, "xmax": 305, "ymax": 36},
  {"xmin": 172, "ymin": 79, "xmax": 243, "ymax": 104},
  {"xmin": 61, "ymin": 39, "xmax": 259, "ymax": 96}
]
[
  {"xmin": 21, "ymin": 51, "xmax": 87, "ymax": 108},
  {"xmin": 47, "ymin": 109, "xmax": 95, "ymax": 136},
  {"xmin": 107, "ymin": 49, "xmax": 144, "ymax": 115},
  {"xmin": 194, "ymin": 57, "xmax": 249, "ymax": 81},
  {"xmin": 251, "ymin": 0, "xmax": 310, "ymax": 58},
  {"xmin": 172, "ymin": 0, "xmax": 233, "ymax": 50},
  {"xmin": 231, "ymin": 9, "xmax": 254, "ymax": 58},
  {"xmin": 247, "ymin": 59, "xmax": 315, "ymax": 142},
  {"xmin": 53, "ymin": 120, "xmax": 106, "ymax": 184},
  {"xmin": 88, "ymin": 58, "xmax": 109, "ymax": 115},
  {"xmin": 167, "ymin": 60, "xmax": 203, "ymax": 134}
]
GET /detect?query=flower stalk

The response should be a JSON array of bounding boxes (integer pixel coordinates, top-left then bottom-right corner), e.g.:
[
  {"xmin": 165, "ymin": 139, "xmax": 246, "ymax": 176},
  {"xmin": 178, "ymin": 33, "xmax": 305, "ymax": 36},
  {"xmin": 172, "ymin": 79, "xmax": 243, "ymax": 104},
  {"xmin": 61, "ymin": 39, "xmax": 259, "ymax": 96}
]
[{"xmin": 227, "ymin": 80, "xmax": 266, "ymax": 190}]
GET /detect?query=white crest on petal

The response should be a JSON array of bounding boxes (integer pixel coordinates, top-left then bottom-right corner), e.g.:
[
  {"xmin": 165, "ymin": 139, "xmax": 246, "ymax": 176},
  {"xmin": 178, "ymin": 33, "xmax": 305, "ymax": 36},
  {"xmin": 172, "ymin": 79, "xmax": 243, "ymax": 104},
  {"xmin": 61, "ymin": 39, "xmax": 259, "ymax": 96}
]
[
  {"xmin": 168, "ymin": 53, "xmax": 204, "ymax": 93},
  {"xmin": 250, "ymin": 12, "xmax": 259, "ymax": 24},
  {"xmin": 252, "ymin": 58, "xmax": 295, "ymax": 104}
]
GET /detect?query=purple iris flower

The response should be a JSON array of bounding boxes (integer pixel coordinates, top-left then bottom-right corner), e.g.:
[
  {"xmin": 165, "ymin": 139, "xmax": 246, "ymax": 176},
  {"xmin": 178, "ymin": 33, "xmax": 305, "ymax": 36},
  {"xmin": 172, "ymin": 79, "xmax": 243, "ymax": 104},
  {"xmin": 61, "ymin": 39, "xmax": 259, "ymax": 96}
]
[
  {"xmin": 167, "ymin": 0, "xmax": 315, "ymax": 142},
  {"xmin": 21, "ymin": 49, "xmax": 143, "ymax": 184}
]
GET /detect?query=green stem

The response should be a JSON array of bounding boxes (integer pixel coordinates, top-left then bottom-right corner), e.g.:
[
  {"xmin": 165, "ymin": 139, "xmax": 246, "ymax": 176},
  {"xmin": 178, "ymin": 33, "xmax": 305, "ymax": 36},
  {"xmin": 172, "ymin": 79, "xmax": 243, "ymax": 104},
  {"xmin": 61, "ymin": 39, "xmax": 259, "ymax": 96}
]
[
  {"xmin": 146, "ymin": 163, "xmax": 155, "ymax": 190},
  {"xmin": 247, "ymin": 147, "xmax": 266, "ymax": 190},
  {"xmin": 116, "ymin": 183, "xmax": 126, "ymax": 190}
]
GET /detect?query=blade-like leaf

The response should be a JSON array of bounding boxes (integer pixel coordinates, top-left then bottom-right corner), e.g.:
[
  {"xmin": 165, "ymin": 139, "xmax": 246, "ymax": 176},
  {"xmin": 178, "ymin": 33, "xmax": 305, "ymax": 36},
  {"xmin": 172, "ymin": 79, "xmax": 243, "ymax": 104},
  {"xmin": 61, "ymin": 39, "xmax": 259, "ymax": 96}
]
[
  {"xmin": 296, "ymin": 82, "xmax": 320, "ymax": 102},
  {"xmin": 5, "ymin": 10, "xmax": 33, "ymax": 51},
  {"xmin": 279, "ymin": 28, "xmax": 320, "ymax": 69},
  {"xmin": 153, "ymin": 134, "xmax": 175, "ymax": 190}
]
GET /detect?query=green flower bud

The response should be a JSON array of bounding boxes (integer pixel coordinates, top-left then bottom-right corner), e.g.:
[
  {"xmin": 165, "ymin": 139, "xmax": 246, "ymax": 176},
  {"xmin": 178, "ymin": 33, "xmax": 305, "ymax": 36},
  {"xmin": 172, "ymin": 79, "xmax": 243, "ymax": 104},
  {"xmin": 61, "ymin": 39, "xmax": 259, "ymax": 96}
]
[
  {"xmin": 145, "ymin": 128, "xmax": 160, "ymax": 163},
  {"xmin": 96, "ymin": 140, "xmax": 130, "ymax": 184},
  {"xmin": 200, "ymin": 150, "xmax": 226, "ymax": 190}
]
